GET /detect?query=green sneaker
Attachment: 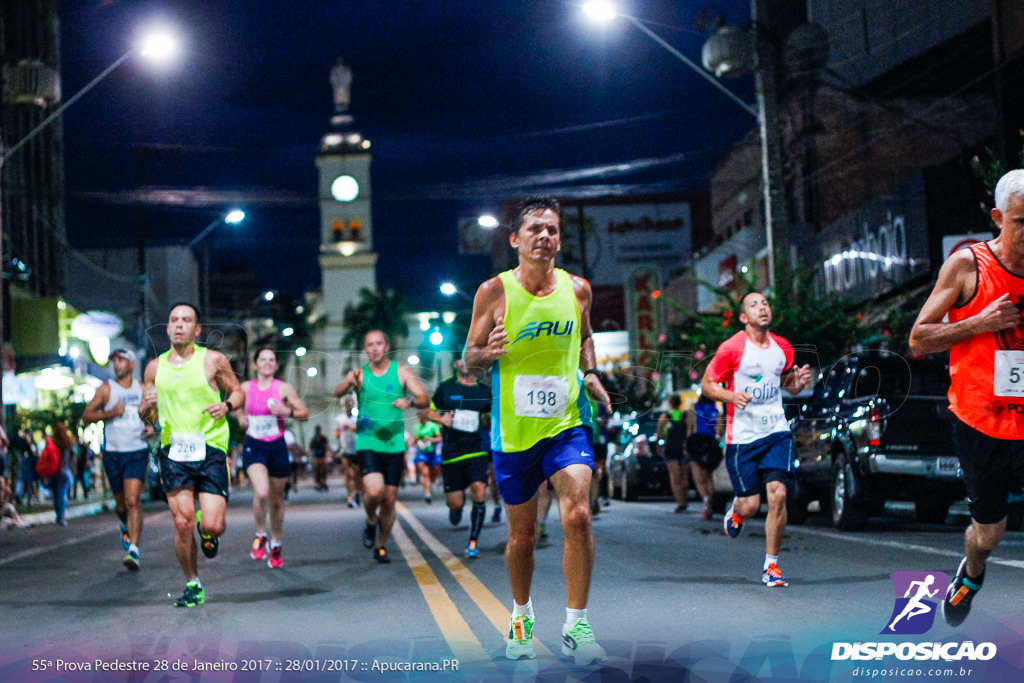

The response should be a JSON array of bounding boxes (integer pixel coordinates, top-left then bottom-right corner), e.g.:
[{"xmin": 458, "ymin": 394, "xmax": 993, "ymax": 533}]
[
  {"xmin": 173, "ymin": 581, "xmax": 205, "ymax": 608},
  {"xmin": 505, "ymin": 615, "xmax": 536, "ymax": 660},
  {"xmin": 561, "ymin": 618, "xmax": 607, "ymax": 665}
]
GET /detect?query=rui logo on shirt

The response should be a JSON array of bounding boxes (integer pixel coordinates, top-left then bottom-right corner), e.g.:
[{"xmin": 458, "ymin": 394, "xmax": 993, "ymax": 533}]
[{"xmin": 511, "ymin": 320, "xmax": 574, "ymax": 346}]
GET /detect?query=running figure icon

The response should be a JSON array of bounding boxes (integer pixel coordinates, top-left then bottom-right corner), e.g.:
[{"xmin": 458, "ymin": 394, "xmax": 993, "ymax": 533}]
[{"xmin": 887, "ymin": 575, "xmax": 938, "ymax": 632}]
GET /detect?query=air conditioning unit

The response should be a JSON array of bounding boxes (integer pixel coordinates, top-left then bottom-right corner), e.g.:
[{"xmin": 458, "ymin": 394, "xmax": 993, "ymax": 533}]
[{"xmin": 3, "ymin": 59, "xmax": 61, "ymax": 107}]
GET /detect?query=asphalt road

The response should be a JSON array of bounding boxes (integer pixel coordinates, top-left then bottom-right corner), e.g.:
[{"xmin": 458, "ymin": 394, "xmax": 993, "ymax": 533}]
[{"xmin": 2, "ymin": 478, "xmax": 1024, "ymax": 682}]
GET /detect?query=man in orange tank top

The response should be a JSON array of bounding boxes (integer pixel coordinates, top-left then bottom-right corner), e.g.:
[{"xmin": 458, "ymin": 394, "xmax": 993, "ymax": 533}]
[{"xmin": 910, "ymin": 169, "xmax": 1024, "ymax": 627}]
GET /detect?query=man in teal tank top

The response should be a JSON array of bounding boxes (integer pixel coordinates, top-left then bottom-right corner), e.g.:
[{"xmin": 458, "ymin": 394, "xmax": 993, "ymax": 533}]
[
  {"xmin": 333, "ymin": 329, "xmax": 429, "ymax": 564},
  {"xmin": 465, "ymin": 196, "xmax": 612, "ymax": 666},
  {"xmin": 139, "ymin": 303, "xmax": 244, "ymax": 608}
]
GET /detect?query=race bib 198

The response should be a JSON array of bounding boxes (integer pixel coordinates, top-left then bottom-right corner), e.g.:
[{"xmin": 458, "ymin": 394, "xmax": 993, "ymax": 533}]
[
  {"xmin": 452, "ymin": 409, "xmax": 480, "ymax": 433},
  {"xmin": 168, "ymin": 433, "xmax": 206, "ymax": 462},
  {"xmin": 247, "ymin": 415, "xmax": 280, "ymax": 439},
  {"xmin": 513, "ymin": 375, "xmax": 569, "ymax": 419},
  {"xmin": 994, "ymin": 350, "xmax": 1024, "ymax": 397}
]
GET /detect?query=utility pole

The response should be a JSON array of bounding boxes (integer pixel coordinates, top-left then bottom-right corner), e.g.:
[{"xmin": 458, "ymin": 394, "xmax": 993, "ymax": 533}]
[{"xmin": 752, "ymin": 0, "xmax": 789, "ymax": 290}]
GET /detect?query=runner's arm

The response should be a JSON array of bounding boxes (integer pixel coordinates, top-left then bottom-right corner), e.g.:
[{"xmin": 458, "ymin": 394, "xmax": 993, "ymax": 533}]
[
  {"xmin": 464, "ymin": 277, "xmax": 506, "ymax": 373},
  {"xmin": 333, "ymin": 368, "xmax": 360, "ymax": 398},
  {"xmin": 81, "ymin": 383, "xmax": 114, "ymax": 424},
  {"xmin": 205, "ymin": 351, "xmax": 244, "ymax": 420},
  {"xmin": 573, "ymin": 275, "xmax": 612, "ymax": 415},
  {"xmin": 909, "ymin": 249, "xmax": 1018, "ymax": 355},
  {"xmin": 139, "ymin": 360, "xmax": 160, "ymax": 425},
  {"xmin": 656, "ymin": 412, "xmax": 668, "ymax": 439},
  {"xmin": 396, "ymin": 365, "xmax": 430, "ymax": 410},
  {"xmin": 234, "ymin": 383, "xmax": 249, "ymax": 430},
  {"xmin": 279, "ymin": 382, "xmax": 310, "ymax": 421}
]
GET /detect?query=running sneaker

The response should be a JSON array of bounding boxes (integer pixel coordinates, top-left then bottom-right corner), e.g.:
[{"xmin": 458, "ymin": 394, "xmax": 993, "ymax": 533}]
[
  {"xmin": 465, "ymin": 540, "xmax": 479, "ymax": 558},
  {"xmin": 268, "ymin": 544, "xmax": 283, "ymax": 569},
  {"xmin": 362, "ymin": 522, "xmax": 377, "ymax": 549},
  {"xmin": 120, "ymin": 523, "xmax": 130, "ymax": 551},
  {"xmin": 505, "ymin": 615, "xmax": 536, "ymax": 660},
  {"xmin": 724, "ymin": 504, "xmax": 744, "ymax": 538},
  {"xmin": 492, "ymin": 506, "xmax": 502, "ymax": 523},
  {"xmin": 539, "ymin": 523, "xmax": 548, "ymax": 539},
  {"xmin": 942, "ymin": 558, "xmax": 982, "ymax": 627},
  {"xmin": 347, "ymin": 498, "xmax": 357, "ymax": 509},
  {"xmin": 374, "ymin": 547, "xmax": 391, "ymax": 564},
  {"xmin": 699, "ymin": 507, "xmax": 713, "ymax": 521},
  {"xmin": 123, "ymin": 548, "xmax": 140, "ymax": 572},
  {"xmin": 762, "ymin": 563, "xmax": 789, "ymax": 587},
  {"xmin": 173, "ymin": 581, "xmax": 204, "ymax": 608},
  {"xmin": 251, "ymin": 535, "xmax": 268, "ymax": 560},
  {"xmin": 449, "ymin": 506, "xmax": 464, "ymax": 526},
  {"xmin": 196, "ymin": 511, "xmax": 219, "ymax": 559},
  {"xmin": 425, "ymin": 495, "xmax": 432, "ymax": 504},
  {"xmin": 561, "ymin": 618, "xmax": 607, "ymax": 665},
  {"xmin": 355, "ymin": 492, "xmax": 361, "ymax": 505}
]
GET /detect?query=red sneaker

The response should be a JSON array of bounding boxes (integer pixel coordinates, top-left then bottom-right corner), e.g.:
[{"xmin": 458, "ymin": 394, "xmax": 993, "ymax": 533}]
[
  {"xmin": 250, "ymin": 535, "xmax": 267, "ymax": 560},
  {"xmin": 268, "ymin": 544, "xmax": 283, "ymax": 569}
]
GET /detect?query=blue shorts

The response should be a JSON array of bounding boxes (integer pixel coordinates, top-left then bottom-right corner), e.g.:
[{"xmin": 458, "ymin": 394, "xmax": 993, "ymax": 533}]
[
  {"xmin": 492, "ymin": 427, "xmax": 594, "ymax": 505},
  {"xmin": 101, "ymin": 449, "xmax": 149, "ymax": 494},
  {"xmin": 414, "ymin": 449, "xmax": 442, "ymax": 467},
  {"xmin": 243, "ymin": 436, "xmax": 291, "ymax": 479},
  {"xmin": 725, "ymin": 431, "xmax": 794, "ymax": 498}
]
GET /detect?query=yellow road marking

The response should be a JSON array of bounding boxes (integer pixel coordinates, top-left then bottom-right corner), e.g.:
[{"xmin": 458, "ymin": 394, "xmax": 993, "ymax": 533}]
[
  {"xmin": 390, "ymin": 519, "xmax": 495, "ymax": 668},
  {"xmin": 396, "ymin": 502, "xmax": 555, "ymax": 659}
]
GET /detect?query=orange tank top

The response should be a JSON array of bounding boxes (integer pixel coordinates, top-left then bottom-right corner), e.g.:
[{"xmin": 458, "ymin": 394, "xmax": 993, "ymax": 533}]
[{"xmin": 948, "ymin": 242, "xmax": 1024, "ymax": 439}]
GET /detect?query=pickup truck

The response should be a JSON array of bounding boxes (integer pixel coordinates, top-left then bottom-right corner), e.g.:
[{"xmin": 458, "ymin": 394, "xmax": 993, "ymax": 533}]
[{"xmin": 788, "ymin": 352, "xmax": 964, "ymax": 530}]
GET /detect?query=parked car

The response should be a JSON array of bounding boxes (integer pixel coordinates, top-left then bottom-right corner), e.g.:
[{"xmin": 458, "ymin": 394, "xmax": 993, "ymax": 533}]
[
  {"xmin": 607, "ymin": 417, "xmax": 670, "ymax": 501},
  {"xmin": 788, "ymin": 351, "xmax": 965, "ymax": 530}
]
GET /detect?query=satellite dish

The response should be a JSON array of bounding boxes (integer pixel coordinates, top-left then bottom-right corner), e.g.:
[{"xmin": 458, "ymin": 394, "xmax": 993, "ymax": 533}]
[{"xmin": 702, "ymin": 26, "xmax": 755, "ymax": 78}]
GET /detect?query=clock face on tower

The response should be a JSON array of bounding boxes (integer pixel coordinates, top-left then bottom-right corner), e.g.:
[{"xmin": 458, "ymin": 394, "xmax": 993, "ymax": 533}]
[{"xmin": 331, "ymin": 175, "xmax": 359, "ymax": 202}]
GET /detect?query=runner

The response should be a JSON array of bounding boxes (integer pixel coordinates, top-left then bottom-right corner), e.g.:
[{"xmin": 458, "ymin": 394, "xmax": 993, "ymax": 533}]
[
  {"xmin": 334, "ymin": 396, "xmax": 362, "ymax": 508},
  {"xmin": 413, "ymin": 412, "xmax": 442, "ymax": 503},
  {"xmin": 700, "ymin": 291, "xmax": 811, "ymax": 587},
  {"xmin": 686, "ymin": 393, "xmax": 724, "ymax": 520},
  {"xmin": 424, "ymin": 358, "xmax": 492, "ymax": 558},
  {"xmin": 464, "ymin": 196, "xmax": 612, "ymax": 665},
  {"xmin": 235, "ymin": 347, "xmax": 309, "ymax": 569},
  {"xmin": 310, "ymin": 426, "xmax": 330, "ymax": 491},
  {"xmin": 657, "ymin": 394, "xmax": 690, "ymax": 513},
  {"xmin": 332, "ymin": 329, "xmax": 430, "ymax": 564},
  {"xmin": 82, "ymin": 348, "xmax": 149, "ymax": 571},
  {"xmin": 908, "ymin": 169, "xmax": 1024, "ymax": 626},
  {"xmin": 139, "ymin": 303, "xmax": 244, "ymax": 607}
]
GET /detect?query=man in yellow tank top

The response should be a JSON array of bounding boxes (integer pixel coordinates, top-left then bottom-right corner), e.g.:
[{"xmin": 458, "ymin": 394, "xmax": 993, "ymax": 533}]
[
  {"xmin": 139, "ymin": 303, "xmax": 244, "ymax": 608},
  {"xmin": 910, "ymin": 169, "xmax": 1024, "ymax": 627},
  {"xmin": 465, "ymin": 196, "xmax": 612, "ymax": 666}
]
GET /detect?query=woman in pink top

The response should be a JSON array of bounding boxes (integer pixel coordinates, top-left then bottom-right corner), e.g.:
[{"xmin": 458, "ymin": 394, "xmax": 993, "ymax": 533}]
[{"xmin": 236, "ymin": 347, "xmax": 308, "ymax": 568}]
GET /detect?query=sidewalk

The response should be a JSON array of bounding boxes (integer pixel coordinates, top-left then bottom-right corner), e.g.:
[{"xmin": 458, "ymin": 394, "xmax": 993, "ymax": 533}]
[{"xmin": 18, "ymin": 494, "xmax": 117, "ymax": 527}]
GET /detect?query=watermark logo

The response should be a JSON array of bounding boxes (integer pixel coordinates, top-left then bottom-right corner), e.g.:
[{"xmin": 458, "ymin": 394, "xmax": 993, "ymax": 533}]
[{"xmin": 881, "ymin": 571, "xmax": 947, "ymax": 635}]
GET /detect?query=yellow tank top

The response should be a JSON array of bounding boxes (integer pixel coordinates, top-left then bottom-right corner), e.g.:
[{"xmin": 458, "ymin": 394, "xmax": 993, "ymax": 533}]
[
  {"xmin": 155, "ymin": 346, "xmax": 230, "ymax": 453},
  {"xmin": 491, "ymin": 268, "xmax": 584, "ymax": 452}
]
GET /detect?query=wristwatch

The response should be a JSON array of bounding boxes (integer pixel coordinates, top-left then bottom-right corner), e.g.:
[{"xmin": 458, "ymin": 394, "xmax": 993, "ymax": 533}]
[
  {"xmin": 224, "ymin": 399, "xmax": 235, "ymax": 411},
  {"xmin": 583, "ymin": 369, "xmax": 601, "ymax": 379}
]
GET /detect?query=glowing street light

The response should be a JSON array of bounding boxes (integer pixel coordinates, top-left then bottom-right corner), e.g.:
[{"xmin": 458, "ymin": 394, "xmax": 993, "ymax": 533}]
[
  {"xmin": 478, "ymin": 214, "xmax": 499, "ymax": 228},
  {"xmin": 306, "ymin": 367, "xmax": 318, "ymax": 377},
  {"xmin": 582, "ymin": 1, "xmax": 616, "ymax": 22},
  {"xmin": 264, "ymin": 291, "xmax": 275, "ymax": 302},
  {"xmin": 440, "ymin": 282, "xmax": 457, "ymax": 296},
  {"xmin": 408, "ymin": 355, "xmax": 420, "ymax": 365},
  {"xmin": 282, "ymin": 327, "xmax": 294, "ymax": 337},
  {"xmin": 429, "ymin": 329, "xmax": 444, "ymax": 346},
  {"xmin": 225, "ymin": 209, "xmax": 245, "ymax": 224},
  {"xmin": 139, "ymin": 32, "xmax": 177, "ymax": 61},
  {"xmin": 295, "ymin": 346, "xmax": 307, "ymax": 357}
]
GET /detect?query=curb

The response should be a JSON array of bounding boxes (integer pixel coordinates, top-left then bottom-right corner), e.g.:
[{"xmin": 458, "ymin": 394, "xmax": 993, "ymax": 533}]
[{"xmin": 22, "ymin": 499, "xmax": 114, "ymax": 526}]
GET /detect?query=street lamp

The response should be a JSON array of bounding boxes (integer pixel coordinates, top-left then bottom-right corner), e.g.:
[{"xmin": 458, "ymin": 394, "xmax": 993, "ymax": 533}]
[
  {"xmin": 582, "ymin": 3, "xmax": 785, "ymax": 288},
  {"xmin": 477, "ymin": 214, "xmax": 499, "ymax": 228},
  {"xmin": 0, "ymin": 31, "xmax": 179, "ymax": 376},
  {"xmin": 429, "ymin": 329, "xmax": 444, "ymax": 346},
  {"xmin": 264, "ymin": 291, "xmax": 275, "ymax": 302},
  {"xmin": 440, "ymin": 282, "xmax": 457, "ymax": 296},
  {"xmin": 187, "ymin": 209, "xmax": 246, "ymax": 317}
]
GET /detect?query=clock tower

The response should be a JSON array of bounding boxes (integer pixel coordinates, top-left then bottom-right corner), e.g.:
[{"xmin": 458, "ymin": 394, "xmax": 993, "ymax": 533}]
[{"xmin": 316, "ymin": 58, "xmax": 377, "ymax": 351}]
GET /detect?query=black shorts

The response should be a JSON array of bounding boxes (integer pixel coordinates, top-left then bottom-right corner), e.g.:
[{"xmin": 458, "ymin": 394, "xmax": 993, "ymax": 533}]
[
  {"xmin": 441, "ymin": 455, "xmax": 490, "ymax": 493},
  {"xmin": 102, "ymin": 448, "xmax": 149, "ymax": 494},
  {"xmin": 687, "ymin": 433, "xmax": 724, "ymax": 473},
  {"xmin": 953, "ymin": 417, "xmax": 1024, "ymax": 524},
  {"xmin": 242, "ymin": 436, "xmax": 291, "ymax": 478},
  {"xmin": 159, "ymin": 445, "xmax": 230, "ymax": 500},
  {"xmin": 664, "ymin": 443, "xmax": 689, "ymax": 463},
  {"xmin": 359, "ymin": 450, "xmax": 405, "ymax": 487}
]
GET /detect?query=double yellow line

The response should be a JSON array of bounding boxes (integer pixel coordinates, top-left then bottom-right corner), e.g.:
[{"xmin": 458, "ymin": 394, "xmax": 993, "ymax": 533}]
[{"xmin": 390, "ymin": 502, "xmax": 555, "ymax": 665}]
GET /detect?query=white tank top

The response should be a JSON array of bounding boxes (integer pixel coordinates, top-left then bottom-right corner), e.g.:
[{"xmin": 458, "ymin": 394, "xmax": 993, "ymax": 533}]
[{"xmin": 103, "ymin": 379, "xmax": 148, "ymax": 453}]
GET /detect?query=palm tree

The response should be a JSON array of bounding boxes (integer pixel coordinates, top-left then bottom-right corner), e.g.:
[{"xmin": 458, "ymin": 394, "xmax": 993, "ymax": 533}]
[{"xmin": 341, "ymin": 287, "xmax": 413, "ymax": 351}]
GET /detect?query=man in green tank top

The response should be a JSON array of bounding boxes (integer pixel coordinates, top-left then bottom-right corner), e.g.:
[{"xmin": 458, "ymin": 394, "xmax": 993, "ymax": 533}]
[
  {"xmin": 139, "ymin": 303, "xmax": 244, "ymax": 608},
  {"xmin": 333, "ymin": 330, "xmax": 429, "ymax": 564},
  {"xmin": 464, "ymin": 196, "xmax": 612, "ymax": 666}
]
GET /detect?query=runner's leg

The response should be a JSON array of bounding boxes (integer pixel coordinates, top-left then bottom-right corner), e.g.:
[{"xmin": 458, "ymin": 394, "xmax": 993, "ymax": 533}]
[
  {"xmin": 248, "ymin": 463, "xmax": 270, "ymax": 536},
  {"xmin": 167, "ymin": 488, "xmax": 199, "ymax": 580},
  {"xmin": 550, "ymin": 464, "xmax": 594, "ymax": 610}
]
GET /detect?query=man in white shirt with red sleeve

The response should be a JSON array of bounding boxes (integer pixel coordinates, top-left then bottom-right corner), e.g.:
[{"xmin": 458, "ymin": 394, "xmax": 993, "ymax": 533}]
[{"xmin": 701, "ymin": 292, "xmax": 811, "ymax": 587}]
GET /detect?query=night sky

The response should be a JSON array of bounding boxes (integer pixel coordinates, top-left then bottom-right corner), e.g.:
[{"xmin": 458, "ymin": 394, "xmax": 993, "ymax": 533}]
[{"xmin": 60, "ymin": 0, "xmax": 755, "ymax": 311}]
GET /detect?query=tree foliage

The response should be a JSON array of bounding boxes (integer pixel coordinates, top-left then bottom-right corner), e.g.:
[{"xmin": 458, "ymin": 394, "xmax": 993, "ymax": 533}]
[{"xmin": 341, "ymin": 288, "xmax": 412, "ymax": 351}]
